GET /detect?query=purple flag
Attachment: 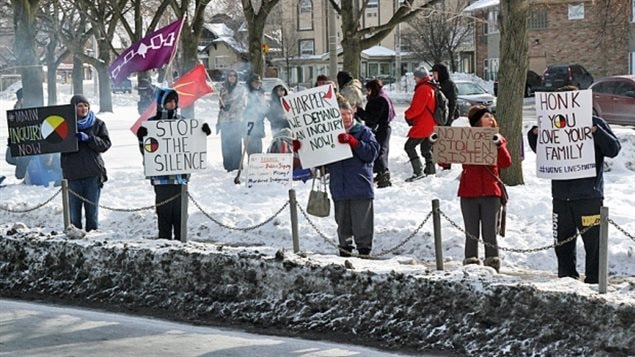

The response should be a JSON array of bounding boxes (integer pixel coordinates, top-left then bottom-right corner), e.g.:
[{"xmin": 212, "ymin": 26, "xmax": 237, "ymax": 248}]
[{"xmin": 109, "ymin": 17, "xmax": 184, "ymax": 85}]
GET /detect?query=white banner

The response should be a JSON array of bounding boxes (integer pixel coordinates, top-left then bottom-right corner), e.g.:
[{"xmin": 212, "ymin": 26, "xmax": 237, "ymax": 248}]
[
  {"xmin": 246, "ymin": 153, "xmax": 293, "ymax": 188},
  {"xmin": 534, "ymin": 90, "xmax": 596, "ymax": 179},
  {"xmin": 281, "ymin": 84, "xmax": 352, "ymax": 168},
  {"xmin": 143, "ymin": 119, "xmax": 207, "ymax": 176}
]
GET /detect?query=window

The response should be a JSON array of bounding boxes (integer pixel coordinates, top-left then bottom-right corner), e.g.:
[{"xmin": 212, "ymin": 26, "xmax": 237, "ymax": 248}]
[
  {"xmin": 528, "ymin": 8, "xmax": 548, "ymax": 29},
  {"xmin": 299, "ymin": 39, "xmax": 315, "ymax": 56},
  {"xmin": 298, "ymin": 0, "xmax": 313, "ymax": 31},
  {"xmin": 484, "ymin": 58, "xmax": 499, "ymax": 81},
  {"xmin": 214, "ymin": 56, "xmax": 230, "ymax": 69},
  {"xmin": 568, "ymin": 3, "xmax": 584, "ymax": 20},
  {"xmin": 487, "ymin": 9, "xmax": 499, "ymax": 34},
  {"xmin": 367, "ymin": 0, "xmax": 378, "ymax": 8}
]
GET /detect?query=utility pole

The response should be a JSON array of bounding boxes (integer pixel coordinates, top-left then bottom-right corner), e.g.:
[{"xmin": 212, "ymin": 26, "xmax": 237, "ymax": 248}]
[
  {"xmin": 328, "ymin": 0, "xmax": 338, "ymax": 81},
  {"xmin": 394, "ymin": 0, "xmax": 401, "ymax": 92}
]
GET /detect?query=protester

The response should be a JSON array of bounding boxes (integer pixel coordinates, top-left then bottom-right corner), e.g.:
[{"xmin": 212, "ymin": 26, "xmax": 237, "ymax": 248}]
[
  {"xmin": 295, "ymin": 95, "xmax": 379, "ymax": 257},
  {"xmin": 266, "ymin": 84, "xmax": 290, "ymax": 137},
  {"xmin": 404, "ymin": 68, "xmax": 436, "ymax": 181},
  {"xmin": 458, "ymin": 105, "xmax": 512, "ymax": 272},
  {"xmin": 336, "ymin": 71, "xmax": 364, "ymax": 112},
  {"xmin": 356, "ymin": 79, "xmax": 395, "ymax": 188},
  {"xmin": 61, "ymin": 94, "xmax": 111, "ymax": 232},
  {"xmin": 526, "ymin": 86, "xmax": 621, "ymax": 284},
  {"xmin": 431, "ymin": 63, "xmax": 458, "ymax": 171},
  {"xmin": 136, "ymin": 88, "xmax": 212, "ymax": 240},
  {"xmin": 315, "ymin": 74, "xmax": 330, "ymax": 87},
  {"xmin": 244, "ymin": 74, "xmax": 267, "ymax": 156},
  {"xmin": 217, "ymin": 70, "xmax": 247, "ymax": 172}
]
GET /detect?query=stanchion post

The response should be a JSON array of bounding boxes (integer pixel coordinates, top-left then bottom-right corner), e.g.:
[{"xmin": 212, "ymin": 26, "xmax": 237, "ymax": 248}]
[
  {"xmin": 180, "ymin": 184, "xmax": 188, "ymax": 243},
  {"xmin": 61, "ymin": 179, "xmax": 70, "ymax": 228},
  {"xmin": 288, "ymin": 189, "xmax": 300, "ymax": 253},
  {"xmin": 432, "ymin": 199, "xmax": 443, "ymax": 271},
  {"xmin": 598, "ymin": 206, "xmax": 609, "ymax": 294}
]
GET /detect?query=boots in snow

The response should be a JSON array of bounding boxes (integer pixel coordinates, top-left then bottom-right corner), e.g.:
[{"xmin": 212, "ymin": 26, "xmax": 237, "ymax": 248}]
[
  {"xmin": 405, "ymin": 158, "xmax": 424, "ymax": 182},
  {"xmin": 377, "ymin": 171, "xmax": 392, "ymax": 188},
  {"xmin": 463, "ymin": 257, "xmax": 481, "ymax": 266},
  {"xmin": 484, "ymin": 257, "xmax": 501, "ymax": 273},
  {"xmin": 424, "ymin": 160, "xmax": 436, "ymax": 175}
]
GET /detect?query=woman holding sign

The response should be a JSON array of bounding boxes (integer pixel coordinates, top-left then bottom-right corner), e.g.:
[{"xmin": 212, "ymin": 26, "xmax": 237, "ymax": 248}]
[
  {"xmin": 217, "ymin": 70, "xmax": 247, "ymax": 172},
  {"xmin": 458, "ymin": 105, "xmax": 512, "ymax": 272}
]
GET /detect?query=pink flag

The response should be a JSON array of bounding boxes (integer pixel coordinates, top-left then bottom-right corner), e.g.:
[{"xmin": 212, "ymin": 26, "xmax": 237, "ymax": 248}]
[{"xmin": 110, "ymin": 18, "xmax": 184, "ymax": 85}]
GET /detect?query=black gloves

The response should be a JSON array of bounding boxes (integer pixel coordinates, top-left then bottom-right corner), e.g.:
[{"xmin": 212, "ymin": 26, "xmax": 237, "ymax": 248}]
[
  {"xmin": 136, "ymin": 126, "xmax": 148, "ymax": 140},
  {"xmin": 202, "ymin": 123, "xmax": 211, "ymax": 135}
]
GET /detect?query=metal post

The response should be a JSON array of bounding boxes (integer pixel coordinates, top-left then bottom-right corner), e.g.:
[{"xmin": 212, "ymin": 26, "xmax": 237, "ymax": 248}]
[
  {"xmin": 288, "ymin": 189, "xmax": 300, "ymax": 253},
  {"xmin": 180, "ymin": 184, "xmax": 188, "ymax": 243},
  {"xmin": 328, "ymin": 1, "xmax": 338, "ymax": 81},
  {"xmin": 598, "ymin": 206, "xmax": 609, "ymax": 294},
  {"xmin": 61, "ymin": 179, "xmax": 70, "ymax": 228},
  {"xmin": 432, "ymin": 199, "xmax": 443, "ymax": 270}
]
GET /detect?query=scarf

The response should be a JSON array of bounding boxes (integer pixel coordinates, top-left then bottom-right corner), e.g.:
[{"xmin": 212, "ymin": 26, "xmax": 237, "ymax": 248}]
[
  {"xmin": 77, "ymin": 110, "xmax": 96, "ymax": 130},
  {"xmin": 378, "ymin": 88, "xmax": 396, "ymax": 122}
]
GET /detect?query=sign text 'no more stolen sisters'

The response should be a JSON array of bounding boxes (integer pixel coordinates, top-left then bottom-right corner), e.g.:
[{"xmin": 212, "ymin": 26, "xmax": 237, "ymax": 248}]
[
  {"xmin": 282, "ymin": 84, "xmax": 352, "ymax": 168},
  {"xmin": 534, "ymin": 89, "xmax": 596, "ymax": 180},
  {"xmin": 6, "ymin": 104, "xmax": 78, "ymax": 156},
  {"xmin": 142, "ymin": 119, "xmax": 207, "ymax": 177},
  {"xmin": 432, "ymin": 126, "xmax": 499, "ymax": 165}
]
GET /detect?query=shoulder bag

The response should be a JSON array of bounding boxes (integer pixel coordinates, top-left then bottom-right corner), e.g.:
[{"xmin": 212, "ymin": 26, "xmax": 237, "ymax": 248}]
[{"xmin": 306, "ymin": 168, "xmax": 330, "ymax": 217}]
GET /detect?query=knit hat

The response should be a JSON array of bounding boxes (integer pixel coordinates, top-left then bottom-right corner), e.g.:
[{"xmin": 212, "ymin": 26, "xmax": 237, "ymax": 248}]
[
  {"xmin": 337, "ymin": 94, "xmax": 352, "ymax": 111},
  {"xmin": 156, "ymin": 88, "xmax": 179, "ymax": 108},
  {"xmin": 70, "ymin": 94, "xmax": 89, "ymax": 107},
  {"xmin": 468, "ymin": 107, "xmax": 491, "ymax": 127},
  {"xmin": 413, "ymin": 68, "xmax": 429, "ymax": 79}
]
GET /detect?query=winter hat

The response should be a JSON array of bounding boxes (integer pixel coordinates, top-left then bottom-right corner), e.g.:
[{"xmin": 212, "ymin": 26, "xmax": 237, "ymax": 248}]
[
  {"xmin": 337, "ymin": 94, "xmax": 353, "ymax": 111},
  {"xmin": 468, "ymin": 106, "xmax": 491, "ymax": 127},
  {"xmin": 413, "ymin": 68, "xmax": 429, "ymax": 79},
  {"xmin": 70, "ymin": 94, "xmax": 89, "ymax": 107},
  {"xmin": 249, "ymin": 74, "xmax": 262, "ymax": 83},
  {"xmin": 157, "ymin": 88, "xmax": 179, "ymax": 108},
  {"xmin": 337, "ymin": 71, "xmax": 353, "ymax": 88}
]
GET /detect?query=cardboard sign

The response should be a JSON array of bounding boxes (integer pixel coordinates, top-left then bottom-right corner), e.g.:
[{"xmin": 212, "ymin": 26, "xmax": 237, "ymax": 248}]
[
  {"xmin": 534, "ymin": 90, "xmax": 595, "ymax": 179},
  {"xmin": 246, "ymin": 153, "xmax": 293, "ymax": 188},
  {"xmin": 142, "ymin": 118, "xmax": 207, "ymax": 176},
  {"xmin": 432, "ymin": 126, "xmax": 499, "ymax": 165},
  {"xmin": 6, "ymin": 104, "xmax": 78, "ymax": 156},
  {"xmin": 281, "ymin": 84, "xmax": 352, "ymax": 168}
]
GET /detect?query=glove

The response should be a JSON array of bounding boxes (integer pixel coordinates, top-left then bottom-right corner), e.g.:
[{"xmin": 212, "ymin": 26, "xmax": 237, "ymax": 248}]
[
  {"xmin": 429, "ymin": 132, "xmax": 439, "ymax": 143},
  {"xmin": 338, "ymin": 133, "xmax": 359, "ymax": 149},
  {"xmin": 292, "ymin": 139, "xmax": 301, "ymax": 152},
  {"xmin": 405, "ymin": 118, "xmax": 414, "ymax": 126},
  {"xmin": 202, "ymin": 123, "xmax": 211, "ymax": 135},
  {"xmin": 136, "ymin": 126, "xmax": 148, "ymax": 140},
  {"xmin": 493, "ymin": 133, "xmax": 503, "ymax": 146},
  {"xmin": 76, "ymin": 132, "xmax": 90, "ymax": 142}
]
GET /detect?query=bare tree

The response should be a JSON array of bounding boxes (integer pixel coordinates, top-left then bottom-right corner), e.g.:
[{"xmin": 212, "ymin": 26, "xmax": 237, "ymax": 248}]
[
  {"xmin": 241, "ymin": 0, "xmax": 281, "ymax": 76},
  {"xmin": 497, "ymin": 0, "xmax": 529, "ymax": 185},
  {"xmin": 327, "ymin": 0, "xmax": 443, "ymax": 78},
  {"xmin": 267, "ymin": 1, "xmax": 300, "ymax": 84},
  {"xmin": 39, "ymin": 1, "xmax": 70, "ymax": 105},
  {"xmin": 402, "ymin": 0, "xmax": 473, "ymax": 71},
  {"xmin": 11, "ymin": 0, "xmax": 44, "ymax": 107}
]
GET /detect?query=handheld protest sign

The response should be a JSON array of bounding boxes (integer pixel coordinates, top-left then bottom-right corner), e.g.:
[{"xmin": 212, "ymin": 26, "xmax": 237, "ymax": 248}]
[
  {"xmin": 282, "ymin": 84, "xmax": 352, "ymax": 168},
  {"xmin": 534, "ymin": 89, "xmax": 595, "ymax": 180},
  {"xmin": 142, "ymin": 118, "xmax": 207, "ymax": 177},
  {"xmin": 246, "ymin": 153, "xmax": 293, "ymax": 188},
  {"xmin": 6, "ymin": 104, "xmax": 77, "ymax": 156},
  {"xmin": 432, "ymin": 126, "xmax": 499, "ymax": 165}
]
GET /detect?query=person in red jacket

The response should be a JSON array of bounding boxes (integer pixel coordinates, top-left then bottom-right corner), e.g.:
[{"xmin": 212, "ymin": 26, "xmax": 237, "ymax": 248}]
[
  {"xmin": 458, "ymin": 105, "xmax": 512, "ymax": 272},
  {"xmin": 404, "ymin": 68, "xmax": 436, "ymax": 181}
]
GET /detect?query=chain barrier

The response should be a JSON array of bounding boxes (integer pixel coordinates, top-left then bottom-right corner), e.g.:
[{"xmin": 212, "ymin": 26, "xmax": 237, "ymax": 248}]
[
  {"xmin": 438, "ymin": 208, "xmax": 599, "ymax": 253},
  {"xmin": 68, "ymin": 188, "xmax": 180, "ymax": 212},
  {"xmin": 0, "ymin": 188, "xmax": 62, "ymax": 213},
  {"xmin": 296, "ymin": 201, "xmax": 433, "ymax": 259},
  {"xmin": 609, "ymin": 218, "xmax": 635, "ymax": 242},
  {"xmin": 188, "ymin": 192, "xmax": 289, "ymax": 232}
]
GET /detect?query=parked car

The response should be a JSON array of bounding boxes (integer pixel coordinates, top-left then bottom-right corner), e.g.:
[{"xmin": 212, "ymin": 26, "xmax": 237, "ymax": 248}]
[
  {"xmin": 542, "ymin": 64, "xmax": 593, "ymax": 91},
  {"xmin": 111, "ymin": 78, "xmax": 132, "ymax": 94},
  {"xmin": 589, "ymin": 75, "xmax": 635, "ymax": 126},
  {"xmin": 493, "ymin": 70, "xmax": 542, "ymax": 97},
  {"xmin": 455, "ymin": 80, "xmax": 497, "ymax": 117}
]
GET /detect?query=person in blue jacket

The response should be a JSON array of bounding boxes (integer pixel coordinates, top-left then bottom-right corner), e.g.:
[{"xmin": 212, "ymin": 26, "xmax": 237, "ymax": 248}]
[{"xmin": 527, "ymin": 86, "xmax": 621, "ymax": 284}]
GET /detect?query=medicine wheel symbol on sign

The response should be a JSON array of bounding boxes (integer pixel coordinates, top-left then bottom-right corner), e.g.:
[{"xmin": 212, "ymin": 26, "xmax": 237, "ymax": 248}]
[
  {"xmin": 41, "ymin": 115, "xmax": 69, "ymax": 143},
  {"xmin": 144, "ymin": 137, "xmax": 159, "ymax": 153}
]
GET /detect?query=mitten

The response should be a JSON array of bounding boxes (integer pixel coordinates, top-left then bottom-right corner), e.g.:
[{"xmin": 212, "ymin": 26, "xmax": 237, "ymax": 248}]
[
  {"xmin": 338, "ymin": 133, "xmax": 359, "ymax": 149},
  {"xmin": 202, "ymin": 123, "xmax": 211, "ymax": 135},
  {"xmin": 76, "ymin": 132, "xmax": 90, "ymax": 142},
  {"xmin": 493, "ymin": 133, "xmax": 503, "ymax": 146},
  {"xmin": 136, "ymin": 126, "xmax": 148, "ymax": 140},
  {"xmin": 429, "ymin": 132, "xmax": 439, "ymax": 143},
  {"xmin": 292, "ymin": 139, "xmax": 301, "ymax": 152}
]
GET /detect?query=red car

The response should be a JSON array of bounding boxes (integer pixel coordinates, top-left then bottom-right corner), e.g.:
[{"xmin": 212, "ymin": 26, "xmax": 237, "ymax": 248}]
[{"xmin": 589, "ymin": 75, "xmax": 635, "ymax": 126}]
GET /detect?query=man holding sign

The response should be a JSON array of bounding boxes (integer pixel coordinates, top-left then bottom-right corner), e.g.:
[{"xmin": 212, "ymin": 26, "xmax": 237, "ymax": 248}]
[
  {"xmin": 527, "ymin": 86, "xmax": 621, "ymax": 284},
  {"xmin": 136, "ymin": 88, "xmax": 211, "ymax": 240}
]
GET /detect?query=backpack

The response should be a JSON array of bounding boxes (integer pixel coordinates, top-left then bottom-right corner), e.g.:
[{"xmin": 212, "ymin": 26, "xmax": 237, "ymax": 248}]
[{"xmin": 427, "ymin": 83, "xmax": 449, "ymax": 126}]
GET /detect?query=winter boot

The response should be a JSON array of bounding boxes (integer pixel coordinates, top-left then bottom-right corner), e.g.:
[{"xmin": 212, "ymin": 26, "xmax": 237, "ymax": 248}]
[
  {"xmin": 462, "ymin": 257, "xmax": 481, "ymax": 266},
  {"xmin": 424, "ymin": 160, "xmax": 436, "ymax": 175},
  {"xmin": 377, "ymin": 171, "xmax": 392, "ymax": 188},
  {"xmin": 373, "ymin": 173, "xmax": 379, "ymax": 183},
  {"xmin": 484, "ymin": 257, "xmax": 501, "ymax": 273},
  {"xmin": 358, "ymin": 247, "xmax": 372, "ymax": 258},
  {"xmin": 338, "ymin": 245, "xmax": 353, "ymax": 257},
  {"xmin": 405, "ymin": 158, "xmax": 424, "ymax": 182}
]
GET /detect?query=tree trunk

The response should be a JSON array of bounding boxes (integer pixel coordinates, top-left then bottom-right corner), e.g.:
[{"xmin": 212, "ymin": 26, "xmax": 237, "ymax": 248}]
[
  {"xmin": 12, "ymin": 0, "xmax": 44, "ymax": 108},
  {"xmin": 72, "ymin": 56, "xmax": 84, "ymax": 95},
  {"xmin": 96, "ymin": 39, "xmax": 113, "ymax": 112},
  {"xmin": 497, "ymin": 0, "xmax": 529, "ymax": 186},
  {"xmin": 247, "ymin": 20, "xmax": 266, "ymax": 76},
  {"xmin": 45, "ymin": 39, "xmax": 58, "ymax": 106},
  {"xmin": 341, "ymin": 37, "xmax": 361, "ymax": 79}
]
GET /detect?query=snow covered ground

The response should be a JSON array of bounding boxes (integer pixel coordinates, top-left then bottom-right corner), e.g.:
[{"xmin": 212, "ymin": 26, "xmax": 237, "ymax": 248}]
[{"xmin": 0, "ymin": 78, "xmax": 634, "ymax": 354}]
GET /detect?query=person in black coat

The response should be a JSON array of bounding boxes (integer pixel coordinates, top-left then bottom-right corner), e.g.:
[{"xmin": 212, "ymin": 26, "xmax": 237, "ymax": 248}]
[
  {"xmin": 266, "ymin": 84, "xmax": 290, "ymax": 137},
  {"xmin": 357, "ymin": 79, "xmax": 395, "ymax": 188},
  {"xmin": 432, "ymin": 63, "xmax": 458, "ymax": 170}
]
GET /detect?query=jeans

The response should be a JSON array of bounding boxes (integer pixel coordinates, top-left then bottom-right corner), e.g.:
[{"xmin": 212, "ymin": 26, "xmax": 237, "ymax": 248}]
[{"xmin": 68, "ymin": 176, "xmax": 101, "ymax": 231}]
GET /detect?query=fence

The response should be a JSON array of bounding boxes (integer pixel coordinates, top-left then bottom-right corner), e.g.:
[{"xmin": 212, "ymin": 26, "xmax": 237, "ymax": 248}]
[{"xmin": 1, "ymin": 180, "xmax": 633, "ymax": 294}]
